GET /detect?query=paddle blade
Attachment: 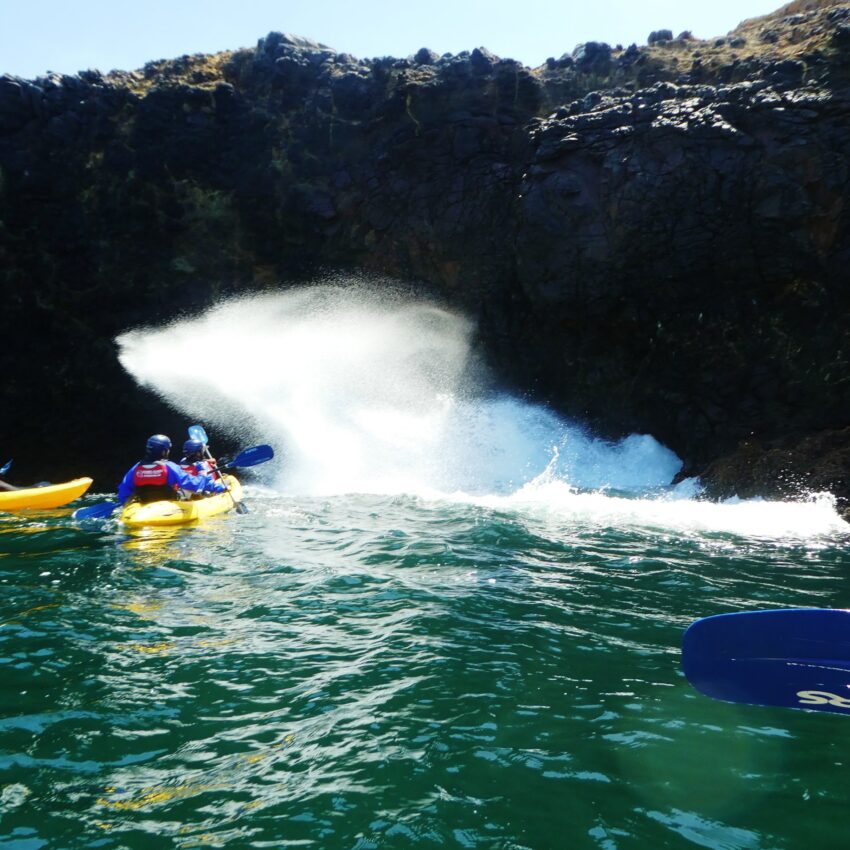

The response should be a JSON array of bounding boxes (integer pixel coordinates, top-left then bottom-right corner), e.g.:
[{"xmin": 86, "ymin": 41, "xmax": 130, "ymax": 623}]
[
  {"xmin": 0, "ymin": 459, "xmax": 12, "ymax": 476},
  {"xmin": 682, "ymin": 609, "xmax": 850, "ymax": 714},
  {"xmin": 226, "ymin": 445, "xmax": 274, "ymax": 469},
  {"xmin": 73, "ymin": 501, "xmax": 120, "ymax": 520},
  {"xmin": 188, "ymin": 424, "xmax": 209, "ymax": 444},
  {"xmin": 235, "ymin": 501, "xmax": 249, "ymax": 514}
]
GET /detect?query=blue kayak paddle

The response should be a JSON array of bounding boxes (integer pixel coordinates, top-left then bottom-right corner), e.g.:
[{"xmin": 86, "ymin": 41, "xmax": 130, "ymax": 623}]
[
  {"xmin": 0, "ymin": 459, "xmax": 12, "ymax": 476},
  {"xmin": 188, "ymin": 424, "xmax": 209, "ymax": 446},
  {"xmin": 218, "ymin": 444, "xmax": 274, "ymax": 470},
  {"xmin": 73, "ymin": 500, "xmax": 121, "ymax": 520},
  {"xmin": 187, "ymin": 428, "xmax": 275, "ymax": 472},
  {"xmin": 188, "ymin": 424, "xmax": 249, "ymax": 514},
  {"xmin": 682, "ymin": 608, "xmax": 850, "ymax": 715}
]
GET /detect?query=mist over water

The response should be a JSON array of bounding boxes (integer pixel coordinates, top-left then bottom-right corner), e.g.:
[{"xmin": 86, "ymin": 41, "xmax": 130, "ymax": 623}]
[
  {"xmin": 116, "ymin": 285, "xmax": 680, "ymax": 492},
  {"xmin": 117, "ymin": 283, "xmax": 847, "ymax": 539}
]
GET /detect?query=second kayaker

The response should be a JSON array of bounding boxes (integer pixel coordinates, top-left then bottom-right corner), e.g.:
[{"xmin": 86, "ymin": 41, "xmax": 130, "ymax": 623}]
[
  {"xmin": 118, "ymin": 434, "xmax": 227, "ymax": 505},
  {"xmin": 179, "ymin": 438, "xmax": 219, "ymax": 478}
]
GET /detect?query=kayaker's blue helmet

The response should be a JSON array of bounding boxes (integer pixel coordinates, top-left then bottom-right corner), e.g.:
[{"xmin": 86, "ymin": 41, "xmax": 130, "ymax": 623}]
[
  {"xmin": 145, "ymin": 434, "xmax": 172, "ymax": 460},
  {"xmin": 182, "ymin": 438, "xmax": 205, "ymax": 460}
]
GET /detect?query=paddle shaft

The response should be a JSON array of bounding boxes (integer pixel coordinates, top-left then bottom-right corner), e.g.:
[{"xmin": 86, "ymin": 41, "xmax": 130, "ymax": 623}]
[{"xmin": 190, "ymin": 425, "xmax": 248, "ymax": 514}]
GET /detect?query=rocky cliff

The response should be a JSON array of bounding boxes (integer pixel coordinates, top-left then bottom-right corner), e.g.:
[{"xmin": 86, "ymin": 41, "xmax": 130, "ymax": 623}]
[{"xmin": 1, "ymin": 0, "xmax": 849, "ymax": 507}]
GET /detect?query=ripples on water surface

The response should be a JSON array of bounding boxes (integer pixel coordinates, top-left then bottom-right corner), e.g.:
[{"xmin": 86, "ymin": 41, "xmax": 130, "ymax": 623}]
[{"xmin": 1, "ymin": 489, "xmax": 849, "ymax": 850}]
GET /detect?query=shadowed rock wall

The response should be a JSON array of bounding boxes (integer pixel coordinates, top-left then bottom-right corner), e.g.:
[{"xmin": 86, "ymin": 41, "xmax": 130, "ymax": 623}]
[{"xmin": 1, "ymin": 9, "xmax": 849, "ymax": 505}]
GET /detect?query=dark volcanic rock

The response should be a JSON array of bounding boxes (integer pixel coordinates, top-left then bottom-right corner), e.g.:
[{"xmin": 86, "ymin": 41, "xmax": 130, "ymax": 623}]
[
  {"xmin": 1, "ymin": 5, "xmax": 850, "ymax": 510},
  {"xmin": 0, "ymin": 75, "xmax": 44, "ymax": 130},
  {"xmin": 414, "ymin": 48, "xmax": 439, "ymax": 65},
  {"xmin": 766, "ymin": 58, "xmax": 805, "ymax": 87},
  {"xmin": 700, "ymin": 428, "xmax": 850, "ymax": 518},
  {"xmin": 572, "ymin": 42, "xmax": 613, "ymax": 74},
  {"xmin": 648, "ymin": 30, "xmax": 674, "ymax": 44},
  {"xmin": 517, "ymin": 82, "xmax": 850, "ymax": 477}
]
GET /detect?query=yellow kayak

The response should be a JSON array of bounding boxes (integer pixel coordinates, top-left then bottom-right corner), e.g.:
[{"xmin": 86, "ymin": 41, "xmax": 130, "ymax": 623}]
[
  {"xmin": 120, "ymin": 475, "xmax": 243, "ymax": 527},
  {"xmin": 0, "ymin": 477, "xmax": 93, "ymax": 511}
]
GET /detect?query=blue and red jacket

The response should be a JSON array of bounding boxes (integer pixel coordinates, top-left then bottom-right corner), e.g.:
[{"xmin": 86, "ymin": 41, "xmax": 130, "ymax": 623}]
[
  {"xmin": 117, "ymin": 460, "xmax": 225, "ymax": 505},
  {"xmin": 180, "ymin": 458, "xmax": 218, "ymax": 477}
]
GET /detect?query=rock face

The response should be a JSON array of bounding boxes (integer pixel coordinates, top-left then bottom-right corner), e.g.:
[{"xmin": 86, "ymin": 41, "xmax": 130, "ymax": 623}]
[
  {"xmin": 518, "ymin": 82, "xmax": 850, "ymax": 477},
  {"xmin": 1, "ymin": 3, "xmax": 850, "ymax": 509}
]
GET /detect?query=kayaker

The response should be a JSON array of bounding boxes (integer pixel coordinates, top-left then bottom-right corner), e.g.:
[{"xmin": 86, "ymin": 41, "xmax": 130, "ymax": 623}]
[
  {"xmin": 179, "ymin": 439, "xmax": 218, "ymax": 478},
  {"xmin": 117, "ymin": 434, "xmax": 227, "ymax": 505}
]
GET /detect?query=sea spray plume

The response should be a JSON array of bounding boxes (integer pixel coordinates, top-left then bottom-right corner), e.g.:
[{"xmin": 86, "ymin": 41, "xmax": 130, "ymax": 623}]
[
  {"xmin": 117, "ymin": 283, "xmax": 478, "ymax": 493},
  {"xmin": 116, "ymin": 281, "xmax": 683, "ymax": 497}
]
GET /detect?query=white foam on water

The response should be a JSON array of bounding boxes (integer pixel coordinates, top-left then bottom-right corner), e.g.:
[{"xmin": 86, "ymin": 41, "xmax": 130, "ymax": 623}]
[
  {"xmin": 116, "ymin": 283, "xmax": 848, "ymax": 540},
  {"xmin": 461, "ymin": 478, "xmax": 847, "ymax": 540}
]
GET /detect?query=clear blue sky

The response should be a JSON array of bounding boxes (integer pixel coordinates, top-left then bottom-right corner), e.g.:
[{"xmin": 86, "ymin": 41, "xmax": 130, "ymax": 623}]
[{"xmin": 2, "ymin": 0, "xmax": 786, "ymax": 79}]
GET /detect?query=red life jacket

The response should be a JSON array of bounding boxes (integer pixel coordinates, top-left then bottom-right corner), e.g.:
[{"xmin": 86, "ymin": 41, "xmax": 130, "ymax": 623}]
[
  {"xmin": 132, "ymin": 462, "xmax": 177, "ymax": 503},
  {"xmin": 133, "ymin": 462, "xmax": 176, "ymax": 488},
  {"xmin": 181, "ymin": 459, "xmax": 216, "ymax": 477}
]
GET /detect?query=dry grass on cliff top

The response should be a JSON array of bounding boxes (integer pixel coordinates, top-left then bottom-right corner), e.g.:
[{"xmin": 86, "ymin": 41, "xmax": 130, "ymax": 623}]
[
  {"xmin": 731, "ymin": 0, "xmax": 847, "ymax": 49},
  {"xmin": 110, "ymin": 51, "xmax": 236, "ymax": 95},
  {"xmin": 638, "ymin": 0, "xmax": 849, "ymax": 74},
  {"xmin": 109, "ymin": 0, "xmax": 850, "ymax": 97}
]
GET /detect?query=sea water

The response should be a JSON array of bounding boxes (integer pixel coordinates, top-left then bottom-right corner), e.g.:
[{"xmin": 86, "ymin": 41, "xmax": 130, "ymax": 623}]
[{"xmin": 1, "ymin": 283, "xmax": 848, "ymax": 849}]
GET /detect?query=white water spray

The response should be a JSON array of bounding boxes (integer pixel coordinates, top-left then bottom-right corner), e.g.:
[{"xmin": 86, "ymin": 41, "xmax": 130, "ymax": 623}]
[
  {"xmin": 117, "ymin": 285, "xmax": 679, "ymax": 496},
  {"xmin": 116, "ymin": 284, "xmax": 847, "ymax": 538}
]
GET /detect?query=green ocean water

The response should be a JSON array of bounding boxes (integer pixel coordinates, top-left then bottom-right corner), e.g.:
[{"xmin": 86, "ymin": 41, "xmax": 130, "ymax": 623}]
[
  {"xmin": 6, "ymin": 287, "xmax": 848, "ymax": 847},
  {"xmin": 2, "ymin": 490, "xmax": 849, "ymax": 850}
]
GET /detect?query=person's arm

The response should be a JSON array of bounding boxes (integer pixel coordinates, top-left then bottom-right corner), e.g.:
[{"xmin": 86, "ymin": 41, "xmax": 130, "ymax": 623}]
[
  {"xmin": 117, "ymin": 466, "xmax": 138, "ymax": 504},
  {"xmin": 205, "ymin": 473, "xmax": 227, "ymax": 493},
  {"xmin": 166, "ymin": 462, "xmax": 226, "ymax": 494}
]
